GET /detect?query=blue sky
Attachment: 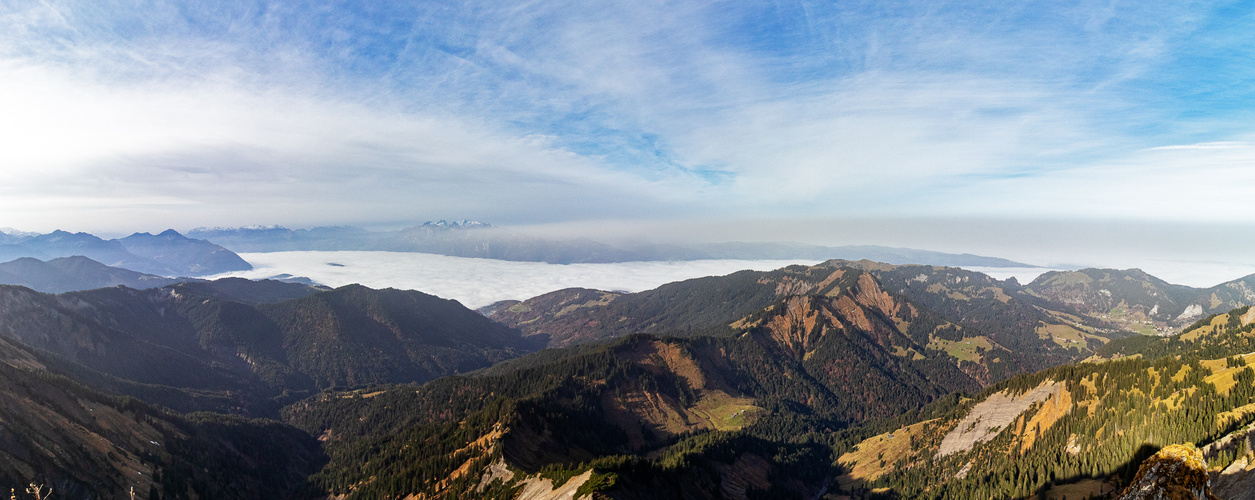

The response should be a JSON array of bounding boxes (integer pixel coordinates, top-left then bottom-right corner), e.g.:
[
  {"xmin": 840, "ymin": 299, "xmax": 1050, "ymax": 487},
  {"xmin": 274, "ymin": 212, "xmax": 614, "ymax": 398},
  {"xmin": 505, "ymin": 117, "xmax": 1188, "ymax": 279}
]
[{"xmin": 2, "ymin": 0, "xmax": 1254, "ymax": 246}]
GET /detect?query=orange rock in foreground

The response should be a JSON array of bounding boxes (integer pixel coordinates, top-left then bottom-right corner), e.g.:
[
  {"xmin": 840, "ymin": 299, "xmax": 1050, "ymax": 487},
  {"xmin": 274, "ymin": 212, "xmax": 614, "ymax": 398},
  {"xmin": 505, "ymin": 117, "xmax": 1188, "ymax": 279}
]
[{"xmin": 1118, "ymin": 444, "xmax": 1219, "ymax": 500}]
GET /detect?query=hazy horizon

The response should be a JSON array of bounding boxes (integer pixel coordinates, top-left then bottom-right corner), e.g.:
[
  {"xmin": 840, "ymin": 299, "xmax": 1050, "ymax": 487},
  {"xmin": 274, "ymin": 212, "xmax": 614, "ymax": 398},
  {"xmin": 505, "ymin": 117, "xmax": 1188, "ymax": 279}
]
[
  {"xmin": 207, "ymin": 249, "xmax": 1255, "ymax": 308},
  {"xmin": 7, "ymin": 217, "xmax": 1255, "ymax": 289}
]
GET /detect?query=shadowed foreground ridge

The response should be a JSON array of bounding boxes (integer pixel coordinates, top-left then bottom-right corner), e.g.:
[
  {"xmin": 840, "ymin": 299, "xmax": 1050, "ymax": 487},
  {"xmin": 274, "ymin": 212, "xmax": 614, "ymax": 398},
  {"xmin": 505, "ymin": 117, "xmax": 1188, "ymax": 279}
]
[{"xmin": 1119, "ymin": 444, "xmax": 1218, "ymax": 500}]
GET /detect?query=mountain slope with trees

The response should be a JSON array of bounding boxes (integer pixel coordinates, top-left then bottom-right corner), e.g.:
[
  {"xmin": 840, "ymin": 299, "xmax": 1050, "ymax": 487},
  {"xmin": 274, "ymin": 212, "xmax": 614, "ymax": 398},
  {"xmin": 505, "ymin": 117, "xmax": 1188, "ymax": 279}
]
[
  {"xmin": 828, "ymin": 303, "xmax": 1255, "ymax": 499},
  {"xmin": 284, "ymin": 270, "xmax": 1066, "ymax": 498},
  {"xmin": 488, "ymin": 261, "xmax": 1120, "ymax": 383},
  {"xmin": 1025, "ymin": 268, "xmax": 1255, "ymax": 331},
  {"xmin": 0, "ymin": 256, "xmax": 185, "ymax": 293},
  {"xmin": 10, "ymin": 261, "xmax": 1255, "ymax": 499},
  {"xmin": 0, "ymin": 333, "xmax": 324, "ymax": 500},
  {"xmin": 0, "ymin": 280, "xmax": 541, "ymax": 416},
  {"xmin": 306, "ymin": 301, "xmax": 1255, "ymax": 499}
]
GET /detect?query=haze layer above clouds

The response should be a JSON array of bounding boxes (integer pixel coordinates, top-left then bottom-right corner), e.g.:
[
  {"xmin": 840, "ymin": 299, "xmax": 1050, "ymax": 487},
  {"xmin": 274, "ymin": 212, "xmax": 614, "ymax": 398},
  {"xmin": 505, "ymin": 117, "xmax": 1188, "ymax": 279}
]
[{"xmin": 3, "ymin": 1, "xmax": 1254, "ymax": 257}]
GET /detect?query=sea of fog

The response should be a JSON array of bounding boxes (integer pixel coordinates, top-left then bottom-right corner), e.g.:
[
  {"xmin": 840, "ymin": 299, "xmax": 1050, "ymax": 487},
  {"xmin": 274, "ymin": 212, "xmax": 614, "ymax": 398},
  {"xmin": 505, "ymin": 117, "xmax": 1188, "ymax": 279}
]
[
  {"xmin": 212, "ymin": 251, "xmax": 823, "ymax": 309},
  {"xmin": 210, "ymin": 251, "xmax": 1255, "ymax": 309}
]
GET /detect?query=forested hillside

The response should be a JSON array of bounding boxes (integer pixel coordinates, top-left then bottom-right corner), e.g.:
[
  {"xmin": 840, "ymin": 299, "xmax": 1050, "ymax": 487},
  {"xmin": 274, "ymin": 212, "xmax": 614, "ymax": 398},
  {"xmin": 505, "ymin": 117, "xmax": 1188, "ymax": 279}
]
[
  {"xmin": 5, "ymin": 263, "xmax": 1249, "ymax": 499},
  {"xmin": 489, "ymin": 261, "xmax": 1122, "ymax": 382},
  {"xmin": 283, "ymin": 302, "xmax": 1255, "ymax": 499},
  {"xmin": 1025, "ymin": 268, "xmax": 1255, "ymax": 332},
  {"xmin": 0, "ymin": 334, "xmax": 323, "ymax": 500},
  {"xmin": 831, "ymin": 303, "xmax": 1255, "ymax": 499},
  {"xmin": 0, "ymin": 280, "xmax": 540, "ymax": 416},
  {"xmin": 282, "ymin": 270, "xmax": 1040, "ymax": 498}
]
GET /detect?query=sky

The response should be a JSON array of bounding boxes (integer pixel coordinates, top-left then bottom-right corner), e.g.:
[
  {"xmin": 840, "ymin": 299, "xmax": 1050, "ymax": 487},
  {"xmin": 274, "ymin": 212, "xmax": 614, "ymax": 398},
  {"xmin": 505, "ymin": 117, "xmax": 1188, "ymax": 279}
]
[{"xmin": 2, "ymin": 1, "xmax": 1255, "ymax": 265}]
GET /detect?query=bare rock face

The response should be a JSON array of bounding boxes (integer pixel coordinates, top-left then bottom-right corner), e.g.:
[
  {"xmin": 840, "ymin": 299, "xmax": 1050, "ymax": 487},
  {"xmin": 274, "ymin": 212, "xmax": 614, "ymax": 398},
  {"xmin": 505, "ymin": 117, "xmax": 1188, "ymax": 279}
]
[{"xmin": 1118, "ymin": 444, "xmax": 1219, "ymax": 500}]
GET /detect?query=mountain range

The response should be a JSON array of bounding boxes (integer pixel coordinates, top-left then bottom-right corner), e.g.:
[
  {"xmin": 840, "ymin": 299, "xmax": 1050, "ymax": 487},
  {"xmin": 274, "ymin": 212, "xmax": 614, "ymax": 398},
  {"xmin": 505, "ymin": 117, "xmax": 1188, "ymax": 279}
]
[
  {"xmin": 484, "ymin": 260, "xmax": 1120, "ymax": 382},
  {"xmin": 0, "ymin": 229, "xmax": 251, "ymax": 277},
  {"xmin": 4, "ymin": 252, "xmax": 1255, "ymax": 498},
  {"xmin": 1023, "ymin": 267, "xmax": 1255, "ymax": 330},
  {"xmin": 0, "ymin": 279, "xmax": 541, "ymax": 416},
  {"xmin": 0, "ymin": 256, "xmax": 185, "ymax": 294},
  {"xmin": 284, "ymin": 278, "xmax": 1255, "ymax": 499}
]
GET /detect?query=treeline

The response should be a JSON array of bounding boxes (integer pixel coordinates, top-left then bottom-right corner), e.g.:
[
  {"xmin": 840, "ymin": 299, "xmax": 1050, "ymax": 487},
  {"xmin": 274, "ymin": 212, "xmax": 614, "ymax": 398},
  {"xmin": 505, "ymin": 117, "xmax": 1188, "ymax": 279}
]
[
  {"xmin": 287, "ymin": 266, "xmax": 1145, "ymax": 499},
  {"xmin": 868, "ymin": 265, "xmax": 1116, "ymax": 380},
  {"xmin": 0, "ymin": 357, "xmax": 324, "ymax": 500},
  {"xmin": 861, "ymin": 350, "xmax": 1255, "ymax": 498},
  {"xmin": 286, "ymin": 314, "xmax": 988, "ymax": 499}
]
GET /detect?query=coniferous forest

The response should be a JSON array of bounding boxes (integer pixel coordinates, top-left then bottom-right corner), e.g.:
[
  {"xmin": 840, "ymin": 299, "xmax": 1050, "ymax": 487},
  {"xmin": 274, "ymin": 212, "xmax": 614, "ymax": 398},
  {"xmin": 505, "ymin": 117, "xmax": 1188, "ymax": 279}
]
[{"xmin": 4, "ymin": 261, "xmax": 1255, "ymax": 499}]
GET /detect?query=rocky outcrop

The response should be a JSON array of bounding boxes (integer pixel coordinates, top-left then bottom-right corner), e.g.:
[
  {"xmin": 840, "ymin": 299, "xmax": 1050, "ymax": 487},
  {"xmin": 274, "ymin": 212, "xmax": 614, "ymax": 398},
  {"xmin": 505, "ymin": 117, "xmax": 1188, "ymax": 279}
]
[
  {"xmin": 935, "ymin": 380, "xmax": 1061, "ymax": 457},
  {"xmin": 1118, "ymin": 444, "xmax": 1218, "ymax": 500},
  {"xmin": 1177, "ymin": 304, "xmax": 1205, "ymax": 322},
  {"xmin": 513, "ymin": 470, "xmax": 594, "ymax": 500}
]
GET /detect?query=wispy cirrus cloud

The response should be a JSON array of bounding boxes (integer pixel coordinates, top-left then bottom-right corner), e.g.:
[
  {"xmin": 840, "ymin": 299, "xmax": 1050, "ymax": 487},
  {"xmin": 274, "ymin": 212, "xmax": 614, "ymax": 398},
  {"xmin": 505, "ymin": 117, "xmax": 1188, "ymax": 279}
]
[{"xmin": 1, "ymin": 0, "xmax": 1253, "ymax": 233}]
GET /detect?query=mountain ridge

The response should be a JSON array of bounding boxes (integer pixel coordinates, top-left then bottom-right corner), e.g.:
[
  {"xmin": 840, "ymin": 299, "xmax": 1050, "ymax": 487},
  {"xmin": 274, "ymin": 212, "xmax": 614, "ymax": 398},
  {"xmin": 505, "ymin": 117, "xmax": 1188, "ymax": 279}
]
[
  {"xmin": 0, "ymin": 333, "xmax": 324, "ymax": 499},
  {"xmin": 487, "ymin": 260, "xmax": 1122, "ymax": 384},
  {"xmin": 0, "ymin": 256, "xmax": 186, "ymax": 293},
  {"xmin": 13, "ymin": 259, "xmax": 1255, "ymax": 498},
  {"xmin": 0, "ymin": 279, "xmax": 539, "ymax": 417},
  {"xmin": 0, "ymin": 229, "xmax": 250, "ymax": 277},
  {"xmin": 1025, "ymin": 267, "xmax": 1255, "ymax": 332}
]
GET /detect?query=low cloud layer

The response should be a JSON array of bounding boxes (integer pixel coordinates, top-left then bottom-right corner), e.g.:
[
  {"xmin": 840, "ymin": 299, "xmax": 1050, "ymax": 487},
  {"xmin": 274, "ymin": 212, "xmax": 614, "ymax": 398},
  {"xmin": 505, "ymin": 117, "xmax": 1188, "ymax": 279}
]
[
  {"xmin": 213, "ymin": 251, "xmax": 1255, "ymax": 307},
  {"xmin": 214, "ymin": 251, "xmax": 820, "ymax": 309}
]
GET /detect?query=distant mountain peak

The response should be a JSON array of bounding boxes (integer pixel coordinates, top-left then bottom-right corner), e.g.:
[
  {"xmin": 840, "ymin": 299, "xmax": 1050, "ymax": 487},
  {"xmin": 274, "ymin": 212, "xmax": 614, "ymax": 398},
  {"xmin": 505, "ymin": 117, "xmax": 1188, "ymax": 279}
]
[
  {"xmin": 0, "ymin": 227, "xmax": 38, "ymax": 237},
  {"xmin": 418, "ymin": 219, "xmax": 491, "ymax": 229},
  {"xmin": 125, "ymin": 229, "xmax": 187, "ymax": 239},
  {"xmin": 43, "ymin": 229, "xmax": 92, "ymax": 239},
  {"xmin": 0, "ymin": 255, "xmax": 183, "ymax": 293},
  {"xmin": 189, "ymin": 225, "xmax": 290, "ymax": 233}
]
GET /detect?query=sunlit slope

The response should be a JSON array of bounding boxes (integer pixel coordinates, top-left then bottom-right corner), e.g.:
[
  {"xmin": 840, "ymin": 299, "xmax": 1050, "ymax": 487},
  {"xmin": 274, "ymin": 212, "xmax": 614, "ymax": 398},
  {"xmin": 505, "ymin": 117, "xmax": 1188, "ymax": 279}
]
[
  {"xmin": 833, "ymin": 303, "xmax": 1255, "ymax": 499},
  {"xmin": 284, "ymin": 272, "xmax": 1008, "ymax": 499},
  {"xmin": 489, "ymin": 261, "xmax": 1122, "ymax": 384},
  {"xmin": 1025, "ymin": 268, "xmax": 1255, "ymax": 332}
]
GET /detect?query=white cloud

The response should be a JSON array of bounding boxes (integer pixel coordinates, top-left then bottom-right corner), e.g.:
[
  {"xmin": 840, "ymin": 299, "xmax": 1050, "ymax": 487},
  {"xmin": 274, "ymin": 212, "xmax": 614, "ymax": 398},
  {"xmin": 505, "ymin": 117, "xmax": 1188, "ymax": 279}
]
[
  {"xmin": 947, "ymin": 139, "xmax": 1255, "ymax": 221},
  {"xmin": 662, "ymin": 73, "xmax": 1110, "ymax": 210},
  {"xmin": 0, "ymin": 59, "xmax": 698, "ymax": 231},
  {"xmin": 213, "ymin": 251, "xmax": 820, "ymax": 309},
  {"xmin": 0, "ymin": 0, "xmax": 1250, "ymax": 234}
]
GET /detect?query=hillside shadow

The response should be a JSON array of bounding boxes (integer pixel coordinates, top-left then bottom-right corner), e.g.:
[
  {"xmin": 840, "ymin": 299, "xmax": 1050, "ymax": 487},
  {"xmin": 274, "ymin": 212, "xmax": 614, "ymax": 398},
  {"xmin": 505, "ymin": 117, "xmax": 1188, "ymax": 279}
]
[{"xmin": 1030, "ymin": 443, "xmax": 1160, "ymax": 500}]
